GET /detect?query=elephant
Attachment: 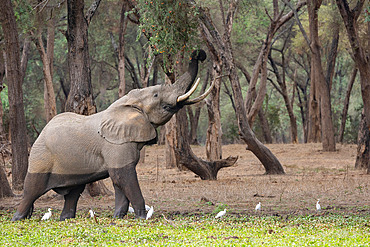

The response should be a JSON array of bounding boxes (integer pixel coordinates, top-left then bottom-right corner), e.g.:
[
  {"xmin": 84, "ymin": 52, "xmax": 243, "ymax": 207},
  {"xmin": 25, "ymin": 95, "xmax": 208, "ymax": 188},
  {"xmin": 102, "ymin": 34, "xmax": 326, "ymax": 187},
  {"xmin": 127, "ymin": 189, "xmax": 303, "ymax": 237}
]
[{"xmin": 12, "ymin": 50, "xmax": 210, "ymax": 221}]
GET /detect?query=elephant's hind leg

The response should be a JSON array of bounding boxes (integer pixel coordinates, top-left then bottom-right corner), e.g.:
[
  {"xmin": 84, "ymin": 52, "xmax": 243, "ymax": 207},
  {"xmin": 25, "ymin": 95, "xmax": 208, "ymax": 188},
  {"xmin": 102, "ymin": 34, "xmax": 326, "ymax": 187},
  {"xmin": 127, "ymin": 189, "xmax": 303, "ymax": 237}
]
[
  {"xmin": 12, "ymin": 173, "xmax": 49, "ymax": 221},
  {"xmin": 60, "ymin": 184, "xmax": 85, "ymax": 221}
]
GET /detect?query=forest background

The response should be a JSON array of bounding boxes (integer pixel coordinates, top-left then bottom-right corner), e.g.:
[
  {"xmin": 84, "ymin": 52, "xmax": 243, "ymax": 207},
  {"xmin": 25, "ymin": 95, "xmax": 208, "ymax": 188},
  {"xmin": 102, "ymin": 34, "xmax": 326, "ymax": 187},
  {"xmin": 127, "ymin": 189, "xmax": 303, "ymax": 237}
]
[{"xmin": 0, "ymin": 0, "xmax": 369, "ymax": 194}]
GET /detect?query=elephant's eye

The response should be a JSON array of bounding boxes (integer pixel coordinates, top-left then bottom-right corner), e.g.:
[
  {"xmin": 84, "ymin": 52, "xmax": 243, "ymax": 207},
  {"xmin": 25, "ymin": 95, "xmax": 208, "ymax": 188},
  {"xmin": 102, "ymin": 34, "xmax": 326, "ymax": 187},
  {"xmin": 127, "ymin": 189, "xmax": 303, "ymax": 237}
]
[{"xmin": 153, "ymin": 93, "xmax": 158, "ymax": 98}]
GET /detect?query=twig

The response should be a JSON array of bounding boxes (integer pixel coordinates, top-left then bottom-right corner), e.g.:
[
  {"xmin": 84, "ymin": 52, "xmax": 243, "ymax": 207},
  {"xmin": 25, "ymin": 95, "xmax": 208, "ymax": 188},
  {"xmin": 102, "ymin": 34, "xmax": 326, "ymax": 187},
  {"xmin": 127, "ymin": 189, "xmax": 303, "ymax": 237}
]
[{"xmin": 162, "ymin": 214, "xmax": 176, "ymax": 227}]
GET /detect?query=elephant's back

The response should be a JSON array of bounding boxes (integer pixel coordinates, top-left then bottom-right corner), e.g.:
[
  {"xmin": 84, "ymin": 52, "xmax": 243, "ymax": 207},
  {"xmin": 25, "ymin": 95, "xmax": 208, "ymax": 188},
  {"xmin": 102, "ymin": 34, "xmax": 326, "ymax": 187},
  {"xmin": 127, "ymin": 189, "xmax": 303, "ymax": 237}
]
[{"xmin": 28, "ymin": 112, "xmax": 104, "ymax": 174}]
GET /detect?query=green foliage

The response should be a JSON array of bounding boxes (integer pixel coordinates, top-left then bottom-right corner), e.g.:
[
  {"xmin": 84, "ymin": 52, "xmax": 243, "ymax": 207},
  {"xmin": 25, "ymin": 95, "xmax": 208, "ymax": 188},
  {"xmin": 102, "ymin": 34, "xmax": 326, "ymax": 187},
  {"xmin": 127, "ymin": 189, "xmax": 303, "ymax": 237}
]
[
  {"xmin": 12, "ymin": 0, "xmax": 34, "ymax": 34},
  {"xmin": 365, "ymin": 6, "xmax": 370, "ymax": 22},
  {"xmin": 0, "ymin": 209, "xmax": 369, "ymax": 246},
  {"xmin": 136, "ymin": 0, "xmax": 199, "ymax": 71}
]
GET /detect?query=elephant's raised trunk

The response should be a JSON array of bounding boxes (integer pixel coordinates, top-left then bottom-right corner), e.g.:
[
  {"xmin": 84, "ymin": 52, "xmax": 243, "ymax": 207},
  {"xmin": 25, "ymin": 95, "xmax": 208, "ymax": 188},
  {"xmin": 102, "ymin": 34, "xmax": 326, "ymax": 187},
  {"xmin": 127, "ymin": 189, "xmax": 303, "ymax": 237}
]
[{"xmin": 173, "ymin": 50, "xmax": 206, "ymax": 94}]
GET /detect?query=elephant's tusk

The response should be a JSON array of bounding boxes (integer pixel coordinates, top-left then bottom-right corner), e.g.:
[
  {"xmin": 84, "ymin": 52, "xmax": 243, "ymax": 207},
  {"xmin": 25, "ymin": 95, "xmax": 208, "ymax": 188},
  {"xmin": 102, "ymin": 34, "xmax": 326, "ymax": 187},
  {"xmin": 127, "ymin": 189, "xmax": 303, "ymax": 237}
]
[
  {"xmin": 182, "ymin": 77, "xmax": 216, "ymax": 105},
  {"xmin": 176, "ymin": 78, "xmax": 200, "ymax": 102}
]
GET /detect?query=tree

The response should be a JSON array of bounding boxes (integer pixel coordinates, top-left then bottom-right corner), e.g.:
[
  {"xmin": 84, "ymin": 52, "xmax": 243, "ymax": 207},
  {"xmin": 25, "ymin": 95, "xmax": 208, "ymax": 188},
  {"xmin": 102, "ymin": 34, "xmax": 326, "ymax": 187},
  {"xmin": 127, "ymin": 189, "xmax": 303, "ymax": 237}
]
[
  {"xmin": 355, "ymin": 110, "xmax": 369, "ymax": 171},
  {"xmin": 336, "ymin": 0, "xmax": 370, "ymax": 172},
  {"xmin": 268, "ymin": 42, "xmax": 298, "ymax": 144},
  {"xmin": 33, "ymin": 5, "xmax": 58, "ymax": 122},
  {"xmin": 0, "ymin": 165, "xmax": 13, "ymax": 198},
  {"xmin": 307, "ymin": 0, "xmax": 336, "ymax": 151},
  {"xmin": 65, "ymin": 0, "xmax": 100, "ymax": 115},
  {"xmin": 0, "ymin": 0, "xmax": 29, "ymax": 190},
  {"xmin": 194, "ymin": 0, "xmax": 307, "ymax": 174},
  {"xmin": 338, "ymin": 68, "xmax": 357, "ymax": 143}
]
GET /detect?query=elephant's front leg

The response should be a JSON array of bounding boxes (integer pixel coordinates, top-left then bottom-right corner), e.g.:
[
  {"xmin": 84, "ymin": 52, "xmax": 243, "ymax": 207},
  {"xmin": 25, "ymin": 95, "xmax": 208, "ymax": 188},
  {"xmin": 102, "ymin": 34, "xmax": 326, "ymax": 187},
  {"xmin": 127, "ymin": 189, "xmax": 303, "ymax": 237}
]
[
  {"xmin": 113, "ymin": 184, "xmax": 130, "ymax": 218},
  {"xmin": 108, "ymin": 166, "xmax": 146, "ymax": 219}
]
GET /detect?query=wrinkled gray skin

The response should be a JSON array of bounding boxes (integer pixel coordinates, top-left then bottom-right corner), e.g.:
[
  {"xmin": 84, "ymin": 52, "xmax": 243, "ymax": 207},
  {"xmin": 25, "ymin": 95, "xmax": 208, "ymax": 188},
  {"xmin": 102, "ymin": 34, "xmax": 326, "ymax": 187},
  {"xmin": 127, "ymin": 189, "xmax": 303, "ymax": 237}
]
[{"xmin": 12, "ymin": 50, "xmax": 206, "ymax": 221}]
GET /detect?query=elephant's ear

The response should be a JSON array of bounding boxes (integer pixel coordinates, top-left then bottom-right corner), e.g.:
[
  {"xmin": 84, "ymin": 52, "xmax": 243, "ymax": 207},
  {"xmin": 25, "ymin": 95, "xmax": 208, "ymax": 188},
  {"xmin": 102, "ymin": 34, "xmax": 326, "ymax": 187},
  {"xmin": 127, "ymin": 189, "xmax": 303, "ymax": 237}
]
[{"xmin": 98, "ymin": 106, "xmax": 157, "ymax": 144}]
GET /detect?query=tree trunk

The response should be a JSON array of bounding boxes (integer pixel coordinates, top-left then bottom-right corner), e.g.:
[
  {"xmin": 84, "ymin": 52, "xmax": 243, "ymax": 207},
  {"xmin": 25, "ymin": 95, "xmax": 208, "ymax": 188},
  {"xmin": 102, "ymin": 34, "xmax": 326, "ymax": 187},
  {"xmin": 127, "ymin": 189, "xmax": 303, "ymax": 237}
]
[
  {"xmin": 65, "ymin": 0, "xmax": 111, "ymax": 197},
  {"xmin": 165, "ymin": 115, "xmax": 178, "ymax": 169},
  {"xmin": 338, "ymin": 68, "xmax": 357, "ymax": 143},
  {"xmin": 0, "ymin": 0, "xmax": 29, "ymax": 191},
  {"xmin": 174, "ymin": 107, "xmax": 237, "ymax": 180},
  {"xmin": 65, "ymin": 0, "xmax": 97, "ymax": 115},
  {"xmin": 0, "ymin": 165, "xmax": 13, "ymax": 198},
  {"xmin": 34, "ymin": 28, "xmax": 57, "ymax": 122},
  {"xmin": 355, "ymin": 111, "xmax": 369, "ymax": 170},
  {"xmin": 118, "ymin": 2, "xmax": 129, "ymax": 97},
  {"xmin": 308, "ymin": 0, "xmax": 336, "ymax": 151},
  {"xmin": 268, "ymin": 52, "xmax": 298, "ymax": 143},
  {"xmin": 258, "ymin": 108, "xmax": 273, "ymax": 144},
  {"xmin": 205, "ymin": 61, "xmax": 222, "ymax": 160},
  {"xmin": 187, "ymin": 70, "xmax": 209, "ymax": 145},
  {"xmin": 0, "ymin": 52, "xmax": 5, "ymax": 137}
]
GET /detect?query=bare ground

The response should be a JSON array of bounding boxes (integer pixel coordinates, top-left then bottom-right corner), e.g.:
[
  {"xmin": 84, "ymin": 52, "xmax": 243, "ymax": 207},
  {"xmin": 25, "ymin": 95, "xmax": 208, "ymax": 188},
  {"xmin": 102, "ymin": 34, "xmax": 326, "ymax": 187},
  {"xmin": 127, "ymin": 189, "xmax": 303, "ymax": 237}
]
[{"xmin": 1, "ymin": 143, "xmax": 369, "ymax": 217}]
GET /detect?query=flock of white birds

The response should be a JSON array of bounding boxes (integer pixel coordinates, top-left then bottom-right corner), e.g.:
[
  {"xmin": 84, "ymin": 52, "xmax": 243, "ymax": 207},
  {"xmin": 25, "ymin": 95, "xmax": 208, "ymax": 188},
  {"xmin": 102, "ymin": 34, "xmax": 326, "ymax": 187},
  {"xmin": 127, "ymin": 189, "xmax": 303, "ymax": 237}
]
[{"xmin": 40, "ymin": 200, "xmax": 322, "ymax": 220}]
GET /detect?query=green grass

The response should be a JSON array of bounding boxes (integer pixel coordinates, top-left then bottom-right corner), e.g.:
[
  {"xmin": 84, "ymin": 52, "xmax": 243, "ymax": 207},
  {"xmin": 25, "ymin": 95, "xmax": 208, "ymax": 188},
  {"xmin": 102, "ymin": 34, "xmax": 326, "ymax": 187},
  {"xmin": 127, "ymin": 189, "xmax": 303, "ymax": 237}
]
[{"xmin": 0, "ymin": 209, "xmax": 369, "ymax": 246}]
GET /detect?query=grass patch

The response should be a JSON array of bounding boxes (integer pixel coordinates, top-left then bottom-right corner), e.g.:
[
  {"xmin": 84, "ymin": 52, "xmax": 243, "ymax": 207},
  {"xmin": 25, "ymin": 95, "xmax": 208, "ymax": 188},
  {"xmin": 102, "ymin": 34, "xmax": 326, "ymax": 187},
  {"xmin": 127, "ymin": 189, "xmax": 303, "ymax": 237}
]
[{"xmin": 0, "ymin": 209, "xmax": 369, "ymax": 246}]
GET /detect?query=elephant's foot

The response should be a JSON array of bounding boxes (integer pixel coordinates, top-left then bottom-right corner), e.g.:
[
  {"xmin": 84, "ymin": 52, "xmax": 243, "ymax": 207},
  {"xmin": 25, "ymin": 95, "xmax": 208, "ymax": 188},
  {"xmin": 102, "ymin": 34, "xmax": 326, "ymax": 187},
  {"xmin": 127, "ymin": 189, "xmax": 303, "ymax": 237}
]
[
  {"xmin": 135, "ymin": 209, "xmax": 146, "ymax": 219},
  {"xmin": 11, "ymin": 212, "xmax": 26, "ymax": 221},
  {"xmin": 113, "ymin": 211, "xmax": 128, "ymax": 219},
  {"xmin": 60, "ymin": 213, "xmax": 76, "ymax": 221},
  {"xmin": 12, "ymin": 203, "xmax": 34, "ymax": 221}
]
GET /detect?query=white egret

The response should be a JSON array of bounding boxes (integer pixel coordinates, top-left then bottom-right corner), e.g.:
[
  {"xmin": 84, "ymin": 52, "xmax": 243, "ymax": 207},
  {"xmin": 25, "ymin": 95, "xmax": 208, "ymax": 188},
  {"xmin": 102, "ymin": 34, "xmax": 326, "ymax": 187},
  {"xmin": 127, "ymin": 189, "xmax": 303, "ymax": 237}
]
[
  {"xmin": 128, "ymin": 205, "xmax": 150, "ymax": 213},
  {"xmin": 89, "ymin": 209, "xmax": 95, "ymax": 218},
  {"xmin": 41, "ymin": 208, "xmax": 52, "ymax": 220},
  {"xmin": 255, "ymin": 202, "xmax": 261, "ymax": 211},
  {"xmin": 316, "ymin": 199, "xmax": 321, "ymax": 211},
  {"xmin": 146, "ymin": 206, "xmax": 154, "ymax": 220},
  {"xmin": 215, "ymin": 209, "xmax": 227, "ymax": 219}
]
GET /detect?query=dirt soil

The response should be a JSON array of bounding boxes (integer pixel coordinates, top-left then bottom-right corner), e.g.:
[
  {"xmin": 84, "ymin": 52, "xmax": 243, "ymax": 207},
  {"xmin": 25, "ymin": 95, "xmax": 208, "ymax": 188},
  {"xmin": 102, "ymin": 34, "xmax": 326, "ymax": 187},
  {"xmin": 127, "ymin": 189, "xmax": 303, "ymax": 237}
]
[{"xmin": 1, "ymin": 143, "xmax": 369, "ymax": 217}]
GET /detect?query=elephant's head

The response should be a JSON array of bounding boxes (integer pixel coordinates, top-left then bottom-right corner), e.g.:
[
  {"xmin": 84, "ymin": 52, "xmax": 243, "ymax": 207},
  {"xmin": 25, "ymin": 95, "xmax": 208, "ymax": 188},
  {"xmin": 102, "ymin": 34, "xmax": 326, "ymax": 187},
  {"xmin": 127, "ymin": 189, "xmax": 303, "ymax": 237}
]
[{"xmin": 98, "ymin": 50, "xmax": 212, "ymax": 145}]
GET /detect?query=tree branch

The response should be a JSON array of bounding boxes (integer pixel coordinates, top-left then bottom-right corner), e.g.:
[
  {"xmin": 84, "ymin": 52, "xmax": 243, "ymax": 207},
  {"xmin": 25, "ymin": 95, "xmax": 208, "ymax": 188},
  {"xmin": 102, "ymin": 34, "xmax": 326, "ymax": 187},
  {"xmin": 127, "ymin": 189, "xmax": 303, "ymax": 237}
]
[{"xmin": 85, "ymin": 0, "xmax": 102, "ymax": 26}]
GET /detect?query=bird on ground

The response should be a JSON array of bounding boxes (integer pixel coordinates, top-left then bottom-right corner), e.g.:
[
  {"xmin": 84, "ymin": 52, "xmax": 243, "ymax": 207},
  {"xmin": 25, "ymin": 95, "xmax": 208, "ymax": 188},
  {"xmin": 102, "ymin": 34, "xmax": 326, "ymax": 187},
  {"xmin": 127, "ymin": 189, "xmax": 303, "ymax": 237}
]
[
  {"xmin": 215, "ymin": 209, "xmax": 227, "ymax": 219},
  {"xmin": 89, "ymin": 209, "xmax": 95, "ymax": 218},
  {"xmin": 41, "ymin": 208, "xmax": 52, "ymax": 220},
  {"xmin": 128, "ymin": 205, "xmax": 151, "ymax": 213},
  {"xmin": 255, "ymin": 202, "xmax": 261, "ymax": 211},
  {"xmin": 146, "ymin": 206, "xmax": 154, "ymax": 220},
  {"xmin": 316, "ymin": 199, "xmax": 321, "ymax": 211}
]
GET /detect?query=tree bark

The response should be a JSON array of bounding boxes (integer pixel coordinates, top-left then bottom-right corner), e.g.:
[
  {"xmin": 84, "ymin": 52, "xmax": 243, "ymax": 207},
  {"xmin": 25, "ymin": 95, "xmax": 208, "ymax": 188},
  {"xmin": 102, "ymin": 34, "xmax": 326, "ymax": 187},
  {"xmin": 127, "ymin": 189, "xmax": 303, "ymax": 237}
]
[
  {"xmin": 0, "ymin": 52, "xmax": 5, "ymax": 137},
  {"xmin": 65, "ymin": 0, "xmax": 99, "ymax": 115},
  {"xmin": 258, "ymin": 108, "xmax": 273, "ymax": 143},
  {"xmin": 338, "ymin": 68, "xmax": 357, "ymax": 143},
  {"xmin": 187, "ymin": 69, "xmax": 208, "ymax": 145},
  {"xmin": 205, "ymin": 61, "xmax": 222, "ymax": 160},
  {"xmin": 268, "ymin": 52, "xmax": 298, "ymax": 143},
  {"xmin": 307, "ymin": 0, "xmax": 336, "ymax": 151},
  {"xmin": 355, "ymin": 111, "xmax": 369, "ymax": 170},
  {"xmin": 118, "ymin": 2, "xmax": 129, "ymax": 97},
  {"xmin": 0, "ymin": 0, "xmax": 29, "ymax": 191},
  {"xmin": 0, "ymin": 165, "xmax": 13, "ymax": 198},
  {"xmin": 174, "ymin": 106, "xmax": 237, "ymax": 180},
  {"xmin": 34, "ymin": 26, "xmax": 57, "ymax": 122}
]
